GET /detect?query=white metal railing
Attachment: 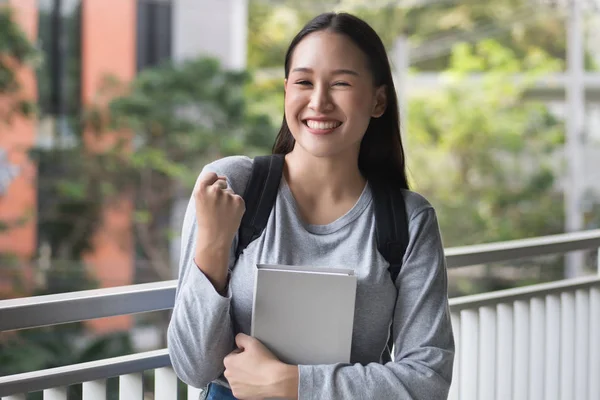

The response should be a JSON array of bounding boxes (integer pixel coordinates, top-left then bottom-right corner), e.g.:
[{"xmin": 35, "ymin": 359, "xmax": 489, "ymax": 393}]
[
  {"xmin": 448, "ymin": 276, "xmax": 600, "ymax": 400},
  {"xmin": 0, "ymin": 280, "xmax": 175, "ymax": 332},
  {"xmin": 0, "ymin": 229, "xmax": 599, "ymax": 399},
  {"xmin": 0, "ymin": 350, "xmax": 170, "ymax": 396}
]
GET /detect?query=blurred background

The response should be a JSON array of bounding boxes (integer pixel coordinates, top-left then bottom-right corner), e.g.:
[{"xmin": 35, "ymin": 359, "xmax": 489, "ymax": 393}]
[{"xmin": 0, "ymin": 0, "xmax": 599, "ymax": 395}]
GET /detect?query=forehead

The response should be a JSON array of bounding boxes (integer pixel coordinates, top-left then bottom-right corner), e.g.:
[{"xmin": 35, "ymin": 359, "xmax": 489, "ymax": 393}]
[{"xmin": 289, "ymin": 31, "xmax": 370, "ymax": 74}]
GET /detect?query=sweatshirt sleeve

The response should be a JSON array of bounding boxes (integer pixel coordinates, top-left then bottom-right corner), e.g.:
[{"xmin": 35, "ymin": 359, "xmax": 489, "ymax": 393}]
[
  {"xmin": 297, "ymin": 207, "xmax": 455, "ymax": 400},
  {"xmin": 167, "ymin": 156, "xmax": 252, "ymax": 389}
]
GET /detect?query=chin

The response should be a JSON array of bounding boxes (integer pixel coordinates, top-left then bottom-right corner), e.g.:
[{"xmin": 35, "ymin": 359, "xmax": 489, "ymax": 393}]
[
  {"xmin": 289, "ymin": 125, "xmax": 362, "ymax": 160},
  {"xmin": 295, "ymin": 141, "xmax": 357, "ymax": 160}
]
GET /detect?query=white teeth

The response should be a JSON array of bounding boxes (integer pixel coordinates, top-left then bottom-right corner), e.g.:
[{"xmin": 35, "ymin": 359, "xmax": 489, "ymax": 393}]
[{"xmin": 306, "ymin": 120, "xmax": 341, "ymax": 130}]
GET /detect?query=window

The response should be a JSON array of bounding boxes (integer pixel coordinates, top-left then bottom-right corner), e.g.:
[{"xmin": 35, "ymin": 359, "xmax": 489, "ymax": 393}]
[
  {"xmin": 136, "ymin": 0, "xmax": 172, "ymax": 71},
  {"xmin": 36, "ymin": 0, "xmax": 83, "ymax": 258},
  {"xmin": 36, "ymin": 0, "xmax": 82, "ymax": 148}
]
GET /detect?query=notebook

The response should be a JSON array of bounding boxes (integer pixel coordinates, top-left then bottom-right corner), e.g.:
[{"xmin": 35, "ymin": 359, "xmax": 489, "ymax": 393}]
[{"xmin": 250, "ymin": 264, "xmax": 357, "ymax": 365}]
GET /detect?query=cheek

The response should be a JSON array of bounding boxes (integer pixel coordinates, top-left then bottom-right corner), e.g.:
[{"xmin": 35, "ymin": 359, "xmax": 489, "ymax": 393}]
[
  {"xmin": 342, "ymin": 92, "xmax": 375, "ymax": 117},
  {"xmin": 284, "ymin": 93, "xmax": 302, "ymax": 130},
  {"xmin": 284, "ymin": 91, "xmax": 302, "ymax": 117}
]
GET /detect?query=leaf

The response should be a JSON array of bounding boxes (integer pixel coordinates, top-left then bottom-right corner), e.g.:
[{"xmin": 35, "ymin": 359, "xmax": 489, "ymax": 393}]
[
  {"xmin": 134, "ymin": 210, "xmax": 152, "ymax": 224},
  {"xmin": 57, "ymin": 181, "xmax": 87, "ymax": 200},
  {"xmin": 76, "ymin": 333, "xmax": 133, "ymax": 364},
  {"xmin": 407, "ymin": 39, "xmax": 565, "ymax": 248}
]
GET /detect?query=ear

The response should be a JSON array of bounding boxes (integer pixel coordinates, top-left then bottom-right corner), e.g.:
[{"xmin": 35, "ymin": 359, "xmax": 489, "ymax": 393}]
[
  {"xmin": 284, "ymin": 78, "xmax": 288, "ymax": 93},
  {"xmin": 371, "ymin": 85, "xmax": 387, "ymax": 118}
]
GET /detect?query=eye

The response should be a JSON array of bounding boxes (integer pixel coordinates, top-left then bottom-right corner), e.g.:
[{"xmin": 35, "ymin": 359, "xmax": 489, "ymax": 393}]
[
  {"xmin": 295, "ymin": 80, "xmax": 312, "ymax": 86},
  {"xmin": 333, "ymin": 81, "xmax": 350, "ymax": 87}
]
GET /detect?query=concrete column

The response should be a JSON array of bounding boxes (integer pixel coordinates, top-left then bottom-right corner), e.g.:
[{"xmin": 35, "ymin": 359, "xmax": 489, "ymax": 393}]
[
  {"xmin": 172, "ymin": 0, "xmax": 248, "ymax": 69},
  {"xmin": 393, "ymin": 35, "xmax": 410, "ymax": 141},
  {"xmin": 565, "ymin": 0, "xmax": 586, "ymax": 278}
]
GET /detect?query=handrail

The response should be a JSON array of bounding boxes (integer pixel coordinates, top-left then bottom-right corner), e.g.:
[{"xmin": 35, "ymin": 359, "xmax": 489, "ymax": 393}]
[
  {"xmin": 0, "ymin": 349, "xmax": 170, "ymax": 397},
  {"xmin": 1, "ymin": 230, "xmax": 599, "ymax": 332},
  {"xmin": 1, "ymin": 275, "xmax": 598, "ymax": 396},
  {"xmin": 449, "ymin": 275, "xmax": 600, "ymax": 312},
  {"xmin": 0, "ymin": 230, "xmax": 599, "ymax": 397},
  {"xmin": 445, "ymin": 229, "xmax": 600, "ymax": 268},
  {"xmin": 0, "ymin": 280, "xmax": 176, "ymax": 332}
]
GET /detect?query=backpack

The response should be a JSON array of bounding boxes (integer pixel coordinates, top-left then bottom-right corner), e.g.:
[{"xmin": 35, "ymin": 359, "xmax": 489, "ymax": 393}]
[{"xmin": 235, "ymin": 154, "xmax": 409, "ymax": 363}]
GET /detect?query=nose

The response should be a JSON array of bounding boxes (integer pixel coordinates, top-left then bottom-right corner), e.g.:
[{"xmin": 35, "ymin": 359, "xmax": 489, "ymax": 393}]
[{"xmin": 308, "ymin": 84, "xmax": 334, "ymax": 113}]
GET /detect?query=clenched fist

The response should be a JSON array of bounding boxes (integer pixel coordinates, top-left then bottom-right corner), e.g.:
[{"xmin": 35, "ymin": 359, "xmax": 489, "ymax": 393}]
[{"xmin": 193, "ymin": 172, "xmax": 245, "ymax": 293}]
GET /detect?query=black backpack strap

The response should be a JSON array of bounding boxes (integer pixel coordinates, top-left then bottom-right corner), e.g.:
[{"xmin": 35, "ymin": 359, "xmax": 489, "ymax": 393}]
[
  {"xmin": 370, "ymin": 180, "xmax": 409, "ymax": 363},
  {"xmin": 371, "ymin": 182, "xmax": 409, "ymax": 282},
  {"xmin": 236, "ymin": 154, "xmax": 285, "ymax": 259}
]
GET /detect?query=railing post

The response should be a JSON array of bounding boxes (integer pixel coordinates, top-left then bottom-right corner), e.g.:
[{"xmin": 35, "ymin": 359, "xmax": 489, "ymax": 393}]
[{"xmin": 43, "ymin": 387, "xmax": 67, "ymax": 400}]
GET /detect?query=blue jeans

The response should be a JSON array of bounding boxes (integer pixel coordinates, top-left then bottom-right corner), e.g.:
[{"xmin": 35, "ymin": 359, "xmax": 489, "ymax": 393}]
[{"xmin": 205, "ymin": 383, "xmax": 238, "ymax": 400}]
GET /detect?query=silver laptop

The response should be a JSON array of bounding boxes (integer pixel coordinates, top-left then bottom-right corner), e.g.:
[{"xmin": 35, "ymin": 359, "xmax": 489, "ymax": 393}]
[{"xmin": 251, "ymin": 264, "xmax": 357, "ymax": 365}]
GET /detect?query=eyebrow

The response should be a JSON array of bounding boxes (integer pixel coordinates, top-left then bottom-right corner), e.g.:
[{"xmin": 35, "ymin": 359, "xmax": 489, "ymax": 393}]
[{"xmin": 291, "ymin": 67, "xmax": 360, "ymax": 76}]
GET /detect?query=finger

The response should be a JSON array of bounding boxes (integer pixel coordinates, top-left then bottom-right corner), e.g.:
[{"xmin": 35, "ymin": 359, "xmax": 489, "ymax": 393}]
[
  {"xmin": 213, "ymin": 179, "xmax": 228, "ymax": 190},
  {"xmin": 223, "ymin": 348, "xmax": 241, "ymax": 369},
  {"xmin": 197, "ymin": 172, "xmax": 220, "ymax": 189},
  {"xmin": 232, "ymin": 193, "xmax": 245, "ymax": 208},
  {"xmin": 235, "ymin": 333, "xmax": 252, "ymax": 349}
]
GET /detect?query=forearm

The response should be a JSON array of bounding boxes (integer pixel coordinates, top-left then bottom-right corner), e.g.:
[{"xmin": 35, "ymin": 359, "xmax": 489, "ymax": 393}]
[
  {"xmin": 194, "ymin": 237, "xmax": 231, "ymax": 293},
  {"xmin": 271, "ymin": 363, "xmax": 299, "ymax": 400},
  {"xmin": 297, "ymin": 357, "xmax": 452, "ymax": 400},
  {"xmin": 168, "ymin": 264, "xmax": 235, "ymax": 387}
]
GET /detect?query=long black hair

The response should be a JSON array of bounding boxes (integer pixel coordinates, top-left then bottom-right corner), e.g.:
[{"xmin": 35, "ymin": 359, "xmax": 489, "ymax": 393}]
[{"xmin": 272, "ymin": 12, "xmax": 409, "ymax": 190}]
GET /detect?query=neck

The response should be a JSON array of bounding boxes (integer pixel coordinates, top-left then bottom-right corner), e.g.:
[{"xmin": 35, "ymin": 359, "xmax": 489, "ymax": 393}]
[{"xmin": 283, "ymin": 147, "xmax": 366, "ymax": 202}]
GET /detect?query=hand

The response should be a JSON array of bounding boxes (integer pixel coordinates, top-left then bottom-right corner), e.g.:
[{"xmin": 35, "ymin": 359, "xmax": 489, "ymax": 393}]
[
  {"xmin": 193, "ymin": 172, "xmax": 245, "ymax": 292},
  {"xmin": 224, "ymin": 334, "xmax": 299, "ymax": 400},
  {"xmin": 194, "ymin": 172, "xmax": 245, "ymax": 248}
]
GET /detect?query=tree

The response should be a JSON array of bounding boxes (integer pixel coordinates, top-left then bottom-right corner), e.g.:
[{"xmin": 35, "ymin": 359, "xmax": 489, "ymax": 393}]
[
  {"xmin": 247, "ymin": 0, "xmax": 597, "ymax": 71},
  {"xmin": 0, "ymin": 6, "xmax": 40, "ymax": 257},
  {"xmin": 75, "ymin": 57, "xmax": 274, "ymax": 284},
  {"xmin": 407, "ymin": 39, "xmax": 568, "ymax": 292},
  {"xmin": 29, "ymin": 57, "xmax": 273, "ymax": 283},
  {"xmin": 0, "ymin": 6, "xmax": 39, "ymax": 124},
  {"xmin": 0, "ymin": 5, "xmax": 37, "ymax": 302},
  {"xmin": 0, "ymin": 7, "xmax": 133, "ymax": 386},
  {"xmin": 29, "ymin": 57, "xmax": 274, "ymax": 349}
]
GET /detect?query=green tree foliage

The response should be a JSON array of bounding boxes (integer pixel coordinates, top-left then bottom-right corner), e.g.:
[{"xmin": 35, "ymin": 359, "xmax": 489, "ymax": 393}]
[
  {"xmin": 0, "ymin": 6, "xmax": 42, "ymax": 264},
  {"xmin": 0, "ymin": 6, "xmax": 40, "ymax": 124},
  {"xmin": 0, "ymin": 6, "xmax": 39, "ymax": 293},
  {"xmin": 0, "ymin": 7, "xmax": 133, "ymax": 384},
  {"xmin": 406, "ymin": 40, "xmax": 569, "ymax": 295},
  {"xmin": 247, "ymin": 0, "xmax": 596, "ymax": 71},
  {"xmin": 407, "ymin": 39, "xmax": 565, "ymax": 247},
  {"xmin": 74, "ymin": 57, "xmax": 274, "ymax": 282},
  {"xmin": 31, "ymin": 57, "xmax": 276, "ymax": 284}
]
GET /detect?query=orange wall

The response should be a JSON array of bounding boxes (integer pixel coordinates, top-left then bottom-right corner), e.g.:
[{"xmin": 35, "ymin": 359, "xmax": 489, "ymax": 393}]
[
  {"xmin": 0, "ymin": 0, "xmax": 39, "ymax": 296},
  {"xmin": 81, "ymin": 0, "xmax": 137, "ymax": 333}
]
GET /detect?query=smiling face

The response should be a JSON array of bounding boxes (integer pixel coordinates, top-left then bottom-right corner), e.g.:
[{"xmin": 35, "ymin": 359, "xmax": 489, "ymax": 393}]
[{"xmin": 284, "ymin": 30, "xmax": 387, "ymax": 160}]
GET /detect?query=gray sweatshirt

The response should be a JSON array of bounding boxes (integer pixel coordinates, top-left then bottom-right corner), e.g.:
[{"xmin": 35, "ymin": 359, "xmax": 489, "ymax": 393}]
[{"xmin": 168, "ymin": 155, "xmax": 455, "ymax": 399}]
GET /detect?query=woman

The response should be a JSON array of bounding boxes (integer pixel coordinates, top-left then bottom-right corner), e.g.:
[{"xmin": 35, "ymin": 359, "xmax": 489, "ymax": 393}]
[{"xmin": 168, "ymin": 12, "xmax": 454, "ymax": 400}]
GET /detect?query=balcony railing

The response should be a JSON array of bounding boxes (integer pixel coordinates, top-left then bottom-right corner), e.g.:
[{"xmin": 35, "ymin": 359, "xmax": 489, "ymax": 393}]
[{"xmin": 1, "ymin": 229, "xmax": 599, "ymax": 400}]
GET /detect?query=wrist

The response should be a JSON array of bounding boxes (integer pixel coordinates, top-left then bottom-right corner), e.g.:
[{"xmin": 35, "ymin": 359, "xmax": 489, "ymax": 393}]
[
  {"xmin": 194, "ymin": 242, "xmax": 231, "ymax": 292},
  {"xmin": 196, "ymin": 229, "xmax": 233, "ymax": 253},
  {"xmin": 270, "ymin": 362, "xmax": 299, "ymax": 399}
]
